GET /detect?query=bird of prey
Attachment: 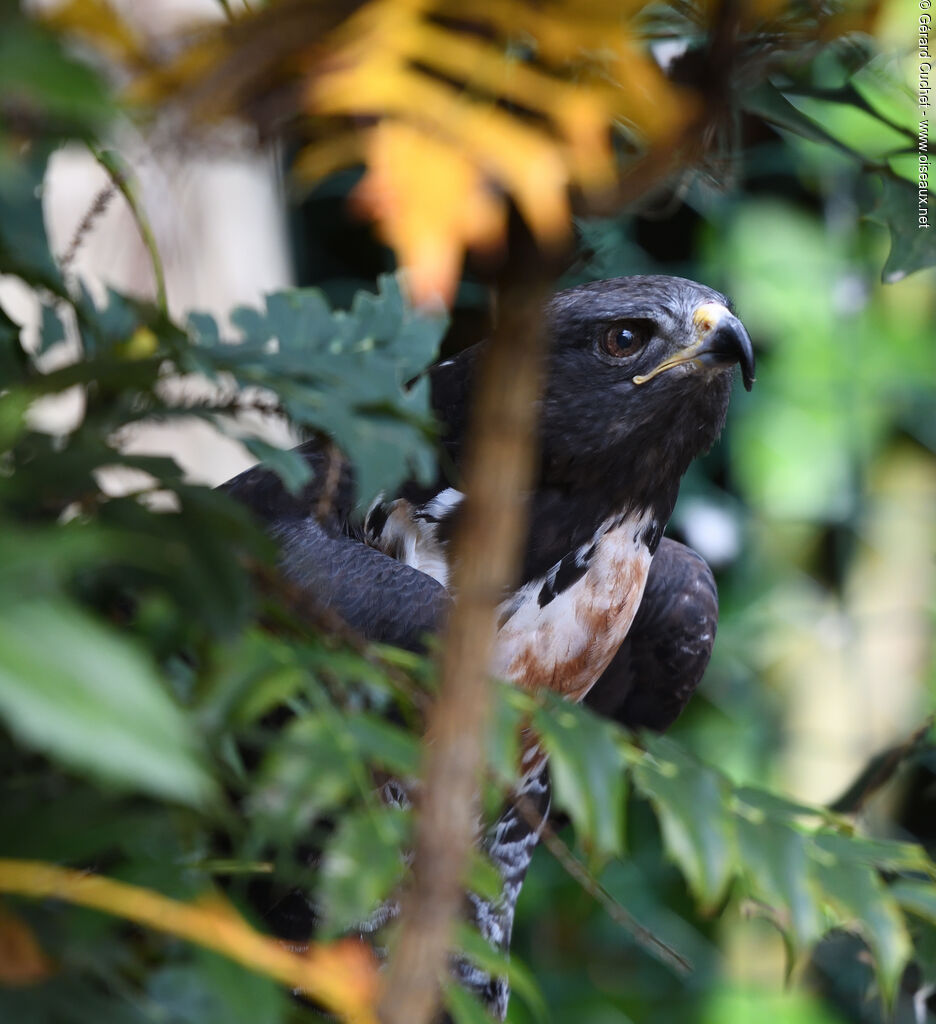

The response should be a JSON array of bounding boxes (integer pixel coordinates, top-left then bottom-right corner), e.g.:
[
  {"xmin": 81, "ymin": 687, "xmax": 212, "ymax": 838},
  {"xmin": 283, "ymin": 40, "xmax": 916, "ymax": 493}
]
[{"xmin": 223, "ymin": 274, "xmax": 754, "ymax": 1018}]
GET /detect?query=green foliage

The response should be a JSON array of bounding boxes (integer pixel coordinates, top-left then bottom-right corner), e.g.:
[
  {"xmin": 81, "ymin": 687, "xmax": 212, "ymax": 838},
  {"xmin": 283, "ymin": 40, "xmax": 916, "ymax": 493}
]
[
  {"xmin": 1, "ymin": 5, "xmax": 935, "ymax": 1024},
  {"xmin": 0, "ymin": 599, "xmax": 213, "ymax": 805},
  {"xmin": 187, "ymin": 279, "xmax": 446, "ymax": 504},
  {"xmin": 742, "ymin": 47, "xmax": 934, "ymax": 282}
]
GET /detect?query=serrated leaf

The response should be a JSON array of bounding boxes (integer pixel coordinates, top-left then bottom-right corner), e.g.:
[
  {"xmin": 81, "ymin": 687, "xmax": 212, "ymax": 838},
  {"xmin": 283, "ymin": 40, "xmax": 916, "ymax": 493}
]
[
  {"xmin": 532, "ymin": 696, "xmax": 626, "ymax": 860},
  {"xmin": 191, "ymin": 275, "xmax": 446, "ymax": 503},
  {"xmin": 736, "ymin": 818, "xmax": 824, "ymax": 953},
  {"xmin": 810, "ymin": 854, "xmax": 912, "ymax": 1007},
  {"xmin": 633, "ymin": 735, "xmax": 733, "ymax": 909},
  {"xmin": 0, "ymin": 599, "xmax": 214, "ymax": 805},
  {"xmin": 812, "ymin": 832, "xmax": 935, "ymax": 877},
  {"xmin": 865, "ymin": 174, "xmax": 936, "ymax": 282},
  {"xmin": 317, "ymin": 807, "xmax": 410, "ymax": 935},
  {"xmin": 891, "ymin": 880, "xmax": 936, "ymax": 926}
]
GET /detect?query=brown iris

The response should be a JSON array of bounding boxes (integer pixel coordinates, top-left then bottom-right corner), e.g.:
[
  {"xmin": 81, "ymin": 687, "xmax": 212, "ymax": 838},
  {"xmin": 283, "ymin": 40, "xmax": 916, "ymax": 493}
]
[{"xmin": 600, "ymin": 319, "xmax": 653, "ymax": 359}]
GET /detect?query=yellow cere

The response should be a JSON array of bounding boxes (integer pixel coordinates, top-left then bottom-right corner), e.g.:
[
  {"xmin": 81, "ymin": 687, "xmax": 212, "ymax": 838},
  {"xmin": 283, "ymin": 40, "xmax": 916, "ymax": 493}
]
[
  {"xmin": 632, "ymin": 303, "xmax": 730, "ymax": 386},
  {"xmin": 692, "ymin": 302, "xmax": 729, "ymax": 338}
]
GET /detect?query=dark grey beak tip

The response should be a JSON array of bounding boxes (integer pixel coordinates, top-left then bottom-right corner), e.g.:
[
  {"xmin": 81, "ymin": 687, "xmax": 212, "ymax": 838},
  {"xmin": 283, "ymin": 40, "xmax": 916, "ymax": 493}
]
[{"xmin": 708, "ymin": 318, "xmax": 756, "ymax": 393}]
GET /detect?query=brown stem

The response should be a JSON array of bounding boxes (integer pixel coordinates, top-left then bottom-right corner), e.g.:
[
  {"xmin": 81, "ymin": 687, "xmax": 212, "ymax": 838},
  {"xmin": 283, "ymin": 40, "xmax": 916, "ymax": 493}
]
[{"xmin": 377, "ymin": 276, "xmax": 550, "ymax": 1024}]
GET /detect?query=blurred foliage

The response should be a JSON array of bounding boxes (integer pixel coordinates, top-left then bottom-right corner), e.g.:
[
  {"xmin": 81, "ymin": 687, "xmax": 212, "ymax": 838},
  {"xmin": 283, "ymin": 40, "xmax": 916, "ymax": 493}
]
[
  {"xmin": 34, "ymin": 0, "xmax": 899, "ymax": 304},
  {"xmin": 0, "ymin": 1, "xmax": 935, "ymax": 1024}
]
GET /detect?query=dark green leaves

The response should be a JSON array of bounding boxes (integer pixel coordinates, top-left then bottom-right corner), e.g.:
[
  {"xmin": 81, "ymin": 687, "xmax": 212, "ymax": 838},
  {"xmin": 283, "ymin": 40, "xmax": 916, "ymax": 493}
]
[
  {"xmin": 188, "ymin": 275, "xmax": 447, "ymax": 503},
  {"xmin": 524, "ymin": 695, "xmax": 933, "ymax": 1004},
  {"xmin": 0, "ymin": 18, "xmax": 116, "ymax": 139},
  {"xmin": 744, "ymin": 62, "xmax": 935, "ymax": 282},
  {"xmin": 866, "ymin": 175, "xmax": 936, "ymax": 283}
]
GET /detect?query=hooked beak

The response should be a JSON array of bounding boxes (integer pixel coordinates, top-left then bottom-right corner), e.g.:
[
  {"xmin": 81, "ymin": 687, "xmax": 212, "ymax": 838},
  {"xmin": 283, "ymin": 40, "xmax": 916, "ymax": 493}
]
[
  {"xmin": 697, "ymin": 315, "xmax": 756, "ymax": 391},
  {"xmin": 633, "ymin": 305, "xmax": 756, "ymax": 392}
]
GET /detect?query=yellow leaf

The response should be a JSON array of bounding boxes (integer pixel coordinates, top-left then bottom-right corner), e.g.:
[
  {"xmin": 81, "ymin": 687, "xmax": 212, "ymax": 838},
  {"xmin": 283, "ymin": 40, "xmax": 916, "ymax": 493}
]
[
  {"xmin": 95, "ymin": 0, "xmax": 878, "ymax": 308},
  {"xmin": 0, "ymin": 903, "xmax": 54, "ymax": 986},
  {"xmin": 0, "ymin": 860, "xmax": 378, "ymax": 1023},
  {"xmin": 312, "ymin": 61, "xmax": 571, "ymax": 242},
  {"xmin": 41, "ymin": 0, "xmax": 144, "ymax": 65},
  {"xmin": 124, "ymin": 36, "xmax": 231, "ymax": 110},
  {"xmin": 353, "ymin": 122, "xmax": 506, "ymax": 305}
]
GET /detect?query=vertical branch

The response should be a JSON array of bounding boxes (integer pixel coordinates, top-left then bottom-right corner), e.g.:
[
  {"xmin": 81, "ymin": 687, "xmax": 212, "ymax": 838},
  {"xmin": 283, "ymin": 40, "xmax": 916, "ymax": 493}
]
[{"xmin": 377, "ymin": 275, "xmax": 551, "ymax": 1024}]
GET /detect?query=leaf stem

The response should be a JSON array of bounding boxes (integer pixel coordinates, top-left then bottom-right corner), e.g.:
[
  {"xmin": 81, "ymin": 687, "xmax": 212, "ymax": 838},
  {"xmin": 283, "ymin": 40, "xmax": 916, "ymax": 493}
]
[{"xmin": 89, "ymin": 145, "xmax": 169, "ymax": 317}]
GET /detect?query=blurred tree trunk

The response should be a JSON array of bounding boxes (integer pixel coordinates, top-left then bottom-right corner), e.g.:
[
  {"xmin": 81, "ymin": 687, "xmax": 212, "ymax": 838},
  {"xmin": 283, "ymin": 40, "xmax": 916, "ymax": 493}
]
[{"xmin": 378, "ymin": 271, "xmax": 550, "ymax": 1024}]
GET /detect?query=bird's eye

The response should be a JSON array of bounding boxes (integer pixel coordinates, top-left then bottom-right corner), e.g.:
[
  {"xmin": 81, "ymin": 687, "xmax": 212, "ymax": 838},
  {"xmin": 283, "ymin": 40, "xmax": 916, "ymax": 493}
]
[{"xmin": 599, "ymin": 320, "xmax": 652, "ymax": 359}]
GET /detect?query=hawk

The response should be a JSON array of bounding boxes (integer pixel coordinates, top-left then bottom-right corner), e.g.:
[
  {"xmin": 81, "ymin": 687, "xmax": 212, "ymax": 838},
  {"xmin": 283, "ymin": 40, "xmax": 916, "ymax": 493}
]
[{"xmin": 223, "ymin": 274, "xmax": 755, "ymax": 1017}]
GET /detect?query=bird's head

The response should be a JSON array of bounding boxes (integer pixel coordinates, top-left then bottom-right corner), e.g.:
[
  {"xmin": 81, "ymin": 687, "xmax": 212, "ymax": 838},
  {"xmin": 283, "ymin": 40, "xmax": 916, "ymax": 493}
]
[{"xmin": 540, "ymin": 275, "xmax": 754, "ymax": 519}]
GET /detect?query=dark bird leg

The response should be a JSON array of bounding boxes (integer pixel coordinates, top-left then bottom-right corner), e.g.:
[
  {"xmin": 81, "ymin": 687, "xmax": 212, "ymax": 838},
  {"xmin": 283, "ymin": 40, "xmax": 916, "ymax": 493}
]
[
  {"xmin": 585, "ymin": 538, "xmax": 718, "ymax": 732},
  {"xmin": 452, "ymin": 765, "xmax": 551, "ymax": 1020}
]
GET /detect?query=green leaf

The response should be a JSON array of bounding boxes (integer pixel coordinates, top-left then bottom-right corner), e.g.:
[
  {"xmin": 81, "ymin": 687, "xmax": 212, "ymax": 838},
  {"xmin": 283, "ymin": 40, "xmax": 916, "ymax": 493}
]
[
  {"xmin": 345, "ymin": 713, "xmax": 421, "ymax": 777},
  {"xmin": 701, "ymin": 986, "xmax": 851, "ymax": 1024},
  {"xmin": 191, "ymin": 275, "xmax": 447, "ymax": 504},
  {"xmin": 533, "ymin": 695, "xmax": 627, "ymax": 860},
  {"xmin": 454, "ymin": 923, "xmax": 548, "ymax": 1023},
  {"xmin": 463, "ymin": 849, "xmax": 503, "ymax": 904},
  {"xmin": 736, "ymin": 818, "xmax": 825, "ymax": 953},
  {"xmin": 851, "ymin": 57, "xmax": 919, "ymax": 136},
  {"xmin": 0, "ymin": 302, "xmax": 30, "ymax": 386},
  {"xmin": 891, "ymin": 879, "xmax": 936, "ymax": 926},
  {"xmin": 442, "ymin": 981, "xmax": 500, "ymax": 1024},
  {"xmin": 486, "ymin": 682, "xmax": 524, "ymax": 788},
  {"xmin": 148, "ymin": 951, "xmax": 284, "ymax": 1024},
  {"xmin": 810, "ymin": 855, "xmax": 912, "ymax": 1007},
  {"xmin": 865, "ymin": 174, "xmax": 936, "ymax": 282},
  {"xmin": 241, "ymin": 437, "xmax": 313, "ymax": 496},
  {"xmin": 633, "ymin": 735, "xmax": 733, "ymax": 909},
  {"xmin": 732, "ymin": 786, "xmax": 828, "ymax": 825},
  {"xmin": 0, "ymin": 599, "xmax": 214, "ymax": 805},
  {"xmin": 0, "ymin": 21, "xmax": 115, "ymax": 137},
  {"xmin": 811, "ymin": 832, "xmax": 935, "ymax": 877},
  {"xmin": 0, "ymin": 143, "xmax": 65, "ymax": 295},
  {"xmin": 786, "ymin": 94, "xmax": 911, "ymax": 160},
  {"xmin": 37, "ymin": 301, "xmax": 65, "ymax": 355},
  {"xmin": 253, "ymin": 713, "xmax": 358, "ymax": 837},
  {"xmin": 744, "ymin": 83, "xmax": 852, "ymax": 151},
  {"xmin": 317, "ymin": 806, "xmax": 410, "ymax": 934}
]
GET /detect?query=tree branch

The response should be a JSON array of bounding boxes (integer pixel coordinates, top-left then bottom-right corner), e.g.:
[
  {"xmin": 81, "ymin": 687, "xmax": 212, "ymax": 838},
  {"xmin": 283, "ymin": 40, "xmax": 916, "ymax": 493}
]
[{"xmin": 377, "ymin": 275, "xmax": 550, "ymax": 1024}]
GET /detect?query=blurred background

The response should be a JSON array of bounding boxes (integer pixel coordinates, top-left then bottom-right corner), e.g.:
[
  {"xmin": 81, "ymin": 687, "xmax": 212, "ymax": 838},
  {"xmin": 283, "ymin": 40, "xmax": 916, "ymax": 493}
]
[{"xmin": 2, "ymin": 0, "xmax": 934, "ymax": 1021}]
